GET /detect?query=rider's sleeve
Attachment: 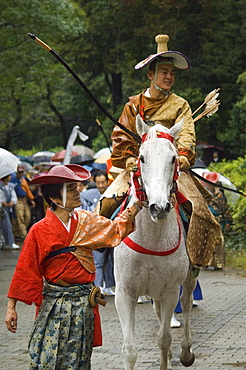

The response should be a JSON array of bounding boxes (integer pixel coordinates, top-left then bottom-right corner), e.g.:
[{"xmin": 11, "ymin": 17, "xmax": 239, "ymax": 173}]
[
  {"xmin": 175, "ymin": 99, "xmax": 196, "ymax": 166},
  {"xmin": 111, "ymin": 103, "xmax": 139, "ymax": 169}
]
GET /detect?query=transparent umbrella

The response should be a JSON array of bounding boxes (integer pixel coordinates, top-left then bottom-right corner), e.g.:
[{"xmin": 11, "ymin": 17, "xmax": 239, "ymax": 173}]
[
  {"xmin": 192, "ymin": 168, "xmax": 239, "ymax": 205},
  {"xmin": 93, "ymin": 147, "xmax": 111, "ymax": 159},
  {"xmin": 19, "ymin": 161, "xmax": 33, "ymax": 171},
  {"xmin": 0, "ymin": 148, "xmax": 19, "ymax": 178},
  {"xmin": 72, "ymin": 145, "xmax": 95, "ymax": 157},
  {"xmin": 28, "ymin": 151, "xmax": 55, "ymax": 164},
  {"xmin": 94, "ymin": 153, "xmax": 111, "ymax": 164}
]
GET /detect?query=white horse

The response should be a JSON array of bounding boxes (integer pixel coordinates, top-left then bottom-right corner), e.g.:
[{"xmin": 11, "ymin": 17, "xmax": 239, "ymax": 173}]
[{"xmin": 114, "ymin": 115, "xmax": 196, "ymax": 370}]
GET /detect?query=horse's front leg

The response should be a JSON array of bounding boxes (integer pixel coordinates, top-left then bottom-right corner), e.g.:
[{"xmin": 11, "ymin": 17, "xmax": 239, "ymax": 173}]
[
  {"xmin": 180, "ymin": 269, "xmax": 197, "ymax": 367},
  {"xmin": 154, "ymin": 286, "xmax": 180, "ymax": 370},
  {"xmin": 115, "ymin": 286, "xmax": 138, "ymax": 370}
]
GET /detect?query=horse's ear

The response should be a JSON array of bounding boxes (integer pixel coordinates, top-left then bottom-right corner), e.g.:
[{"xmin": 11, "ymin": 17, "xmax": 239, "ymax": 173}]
[
  {"xmin": 169, "ymin": 118, "xmax": 184, "ymax": 139},
  {"xmin": 136, "ymin": 114, "xmax": 149, "ymax": 137}
]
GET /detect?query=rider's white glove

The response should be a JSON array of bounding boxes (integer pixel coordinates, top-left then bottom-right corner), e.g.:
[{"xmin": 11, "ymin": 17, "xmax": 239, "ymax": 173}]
[
  {"xmin": 178, "ymin": 155, "xmax": 190, "ymax": 171},
  {"xmin": 125, "ymin": 156, "xmax": 137, "ymax": 172}
]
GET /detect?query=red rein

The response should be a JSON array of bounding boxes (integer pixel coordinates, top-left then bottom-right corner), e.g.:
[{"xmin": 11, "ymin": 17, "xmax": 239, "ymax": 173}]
[{"xmin": 124, "ymin": 130, "xmax": 187, "ymax": 256}]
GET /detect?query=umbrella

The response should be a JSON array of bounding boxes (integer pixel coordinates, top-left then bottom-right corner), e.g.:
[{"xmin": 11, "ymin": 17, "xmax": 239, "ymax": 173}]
[
  {"xmin": 15, "ymin": 154, "xmax": 33, "ymax": 164},
  {"xmin": 70, "ymin": 154, "xmax": 94, "ymax": 165},
  {"xmin": 19, "ymin": 161, "xmax": 33, "ymax": 171},
  {"xmin": 94, "ymin": 153, "xmax": 111, "ymax": 164},
  {"xmin": 92, "ymin": 162, "xmax": 107, "ymax": 170},
  {"xmin": 192, "ymin": 168, "xmax": 239, "ymax": 205},
  {"xmin": 0, "ymin": 148, "xmax": 19, "ymax": 178},
  {"xmin": 191, "ymin": 158, "xmax": 206, "ymax": 169},
  {"xmin": 196, "ymin": 144, "xmax": 224, "ymax": 151},
  {"xmin": 29, "ymin": 151, "xmax": 55, "ymax": 164},
  {"xmin": 51, "ymin": 149, "xmax": 79, "ymax": 162},
  {"xmin": 93, "ymin": 147, "xmax": 111, "ymax": 159},
  {"xmin": 72, "ymin": 145, "xmax": 95, "ymax": 157},
  {"xmin": 196, "ymin": 143, "xmax": 225, "ymax": 166},
  {"xmin": 83, "ymin": 164, "xmax": 93, "ymax": 172},
  {"xmin": 92, "ymin": 153, "xmax": 110, "ymax": 171},
  {"xmin": 36, "ymin": 162, "xmax": 61, "ymax": 169}
]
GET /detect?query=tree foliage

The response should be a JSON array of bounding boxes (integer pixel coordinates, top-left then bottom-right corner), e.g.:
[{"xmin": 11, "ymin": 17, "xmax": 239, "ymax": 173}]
[
  {"xmin": 0, "ymin": 0, "xmax": 245, "ymax": 157},
  {"xmin": 0, "ymin": 0, "xmax": 87, "ymax": 150},
  {"xmin": 211, "ymin": 157, "xmax": 246, "ymax": 250},
  {"xmin": 220, "ymin": 72, "xmax": 246, "ymax": 157},
  {"xmin": 76, "ymin": 0, "xmax": 246, "ymax": 155}
]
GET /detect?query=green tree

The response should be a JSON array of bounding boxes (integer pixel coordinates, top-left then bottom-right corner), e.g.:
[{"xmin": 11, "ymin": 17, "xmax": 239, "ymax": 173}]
[
  {"xmin": 220, "ymin": 71, "xmax": 246, "ymax": 158},
  {"xmin": 0, "ymin": 0, "xmax": 87, "ymax": 150},
  {"xmin": 1, "ymin": 0, "xmax": 245, "ymax": 156},
  {"xmin": 75, "ymin": 0, "xmax": 245, "ymax": 155}
]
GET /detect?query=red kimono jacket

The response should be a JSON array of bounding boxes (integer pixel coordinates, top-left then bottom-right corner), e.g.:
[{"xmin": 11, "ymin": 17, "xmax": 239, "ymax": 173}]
[{"xmin": 8, "ymin": 208, "xmax": 134, "ymax": 346}]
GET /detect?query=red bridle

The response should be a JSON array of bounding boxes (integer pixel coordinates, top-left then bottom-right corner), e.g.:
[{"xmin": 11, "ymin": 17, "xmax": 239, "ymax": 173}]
[
  {"xmin": 141, "ymin": 131, "xmax": 175, "ymax": 143},
  {"xmin": 132, "ymin": 131, "xmax": 179, "ymax": 204},
  {"xmin": 124, "ymin": 130, "xmax": 188, "ymax": 257}
]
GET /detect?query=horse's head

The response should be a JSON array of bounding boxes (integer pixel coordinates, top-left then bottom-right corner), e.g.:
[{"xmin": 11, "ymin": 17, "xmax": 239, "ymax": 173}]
[{"xmin": 135, "ymin": 114, "xmax": 184, "ymax": 223}]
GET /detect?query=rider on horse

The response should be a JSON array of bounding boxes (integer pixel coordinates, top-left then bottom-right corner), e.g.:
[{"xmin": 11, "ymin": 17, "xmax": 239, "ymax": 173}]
[{"xmin": 109, "ymin": 34, "xmax": 221, "ymax": 268}]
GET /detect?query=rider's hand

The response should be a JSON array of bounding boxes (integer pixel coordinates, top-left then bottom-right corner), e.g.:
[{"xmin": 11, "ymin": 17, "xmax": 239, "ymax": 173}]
[
  {"xmin": 178, "ymin": 155, "xmax": 190, "ymax": 171},
  {"xmin": 125, "ymin": 156, "xmax": 137, "ymax": 172}
]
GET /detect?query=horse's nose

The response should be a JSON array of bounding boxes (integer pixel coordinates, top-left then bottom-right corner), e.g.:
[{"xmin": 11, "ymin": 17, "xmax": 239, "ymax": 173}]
[
  {"xmin": 150, "ymin": 202, "xmax": 171, "ymax": 219},
  {"xmin": 164, "ymin": 202, "xmax": 171, "ymax": 213}
]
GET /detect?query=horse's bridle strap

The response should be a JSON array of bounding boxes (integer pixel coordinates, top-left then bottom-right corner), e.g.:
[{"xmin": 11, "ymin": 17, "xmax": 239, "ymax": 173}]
[
  {"xmin": 141, "ymin": 131, "xmax": 174, "ymax": 144},
  {"xmin": 124, "ymin": 207, "xmax": 182, "ymax": 256}
]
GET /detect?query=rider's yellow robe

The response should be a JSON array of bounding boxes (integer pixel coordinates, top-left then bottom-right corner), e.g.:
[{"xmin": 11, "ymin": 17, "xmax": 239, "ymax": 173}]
[{"xmin": 111, "ymin": 90, "xmax": 221, "ymax": 268}]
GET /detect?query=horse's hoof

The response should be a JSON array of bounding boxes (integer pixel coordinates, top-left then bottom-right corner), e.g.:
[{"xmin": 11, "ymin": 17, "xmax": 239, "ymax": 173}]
[{"xmin": 180, "ymin": 353, "xmax": 195, "ymax": 367}]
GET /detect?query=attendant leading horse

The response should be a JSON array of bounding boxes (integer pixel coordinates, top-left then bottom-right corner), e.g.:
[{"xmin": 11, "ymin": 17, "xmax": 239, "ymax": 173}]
[{"xmin": 114, "ymin": 115, "xmax": 196, "ymax": 370}]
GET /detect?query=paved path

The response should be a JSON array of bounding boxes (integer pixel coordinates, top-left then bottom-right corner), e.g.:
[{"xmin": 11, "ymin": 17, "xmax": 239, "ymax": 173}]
[{"xmin": 0, "ymin": 247, "xmax": 245, "ymax": 369}]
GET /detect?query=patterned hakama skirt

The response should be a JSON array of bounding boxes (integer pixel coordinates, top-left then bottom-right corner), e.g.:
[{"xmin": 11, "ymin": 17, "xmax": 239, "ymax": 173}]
[{"xmin": 28, "ymin": 282, "xmax": 94, "ymax": 370}]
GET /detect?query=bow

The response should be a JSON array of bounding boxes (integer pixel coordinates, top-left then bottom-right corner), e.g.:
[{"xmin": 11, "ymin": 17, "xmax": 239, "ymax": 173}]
[{"xmin": 27, "ymin": 33, "xmax": 141, "ymax": 143}]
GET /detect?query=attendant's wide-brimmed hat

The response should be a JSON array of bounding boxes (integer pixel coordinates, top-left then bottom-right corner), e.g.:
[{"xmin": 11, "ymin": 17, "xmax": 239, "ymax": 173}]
[
  {"xmin": 135, "ymin": 34, "xmax": 190, "ymax": 70},
  {"xmin": 202, "ymin": 171, "xmax": 220, "ymax": 184},
  {"xmin": 29, "ymin": 164, "xmax": 90, "ymax": 185}
]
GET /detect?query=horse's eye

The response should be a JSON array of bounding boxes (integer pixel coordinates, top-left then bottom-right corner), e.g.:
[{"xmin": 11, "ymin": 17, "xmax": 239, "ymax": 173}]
[
  {"xmin": 140, "ymin": 155, "xmax": 145, "ymax": 163},
  {"xmin": 171, "ymin": 156, "xmax": 176, "ymax": 164}
]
